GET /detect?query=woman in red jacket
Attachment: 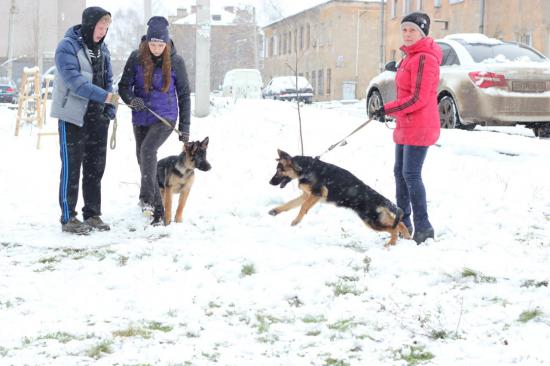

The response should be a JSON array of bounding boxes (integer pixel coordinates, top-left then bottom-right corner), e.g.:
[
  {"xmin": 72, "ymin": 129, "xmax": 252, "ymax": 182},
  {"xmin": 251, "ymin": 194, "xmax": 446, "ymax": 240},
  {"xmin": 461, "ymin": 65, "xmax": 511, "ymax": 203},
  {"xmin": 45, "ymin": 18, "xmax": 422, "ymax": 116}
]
[{"xmin": 372, "ymin": 12, "xmax": 442, "ymax": 244}]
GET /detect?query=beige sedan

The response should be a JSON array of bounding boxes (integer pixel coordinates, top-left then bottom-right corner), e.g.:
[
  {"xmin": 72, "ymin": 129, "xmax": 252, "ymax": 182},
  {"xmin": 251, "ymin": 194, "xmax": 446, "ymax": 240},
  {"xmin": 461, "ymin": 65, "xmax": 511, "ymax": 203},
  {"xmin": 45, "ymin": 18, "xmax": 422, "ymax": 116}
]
[{"xmin": 366, "ymin": 33, "xmax": 550, "ymax": 137}]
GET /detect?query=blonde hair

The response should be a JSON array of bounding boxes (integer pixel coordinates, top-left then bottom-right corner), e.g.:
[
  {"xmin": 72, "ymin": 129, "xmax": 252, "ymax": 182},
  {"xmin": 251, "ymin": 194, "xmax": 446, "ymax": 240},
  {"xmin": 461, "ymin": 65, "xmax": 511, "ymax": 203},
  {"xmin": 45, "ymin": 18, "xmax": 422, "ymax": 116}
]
[{"xmin": 99, "ymin": 14, "xmax": 112, "ymax": 26}]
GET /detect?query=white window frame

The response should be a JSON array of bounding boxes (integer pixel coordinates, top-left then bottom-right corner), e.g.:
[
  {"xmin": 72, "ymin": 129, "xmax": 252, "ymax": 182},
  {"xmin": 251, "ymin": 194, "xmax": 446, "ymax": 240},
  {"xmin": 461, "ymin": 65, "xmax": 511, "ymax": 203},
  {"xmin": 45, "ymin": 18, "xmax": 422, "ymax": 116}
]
[
  {"xmin": 434, "ymin": 0, "xmax": 441, "ymax": 7},
  {"xmin": 391, "ymin": 0, "xmax": 397, "ymax": 18},
  {"xmin": 403, "ymin": 0, "xmax": 412, "ymax": 15}
]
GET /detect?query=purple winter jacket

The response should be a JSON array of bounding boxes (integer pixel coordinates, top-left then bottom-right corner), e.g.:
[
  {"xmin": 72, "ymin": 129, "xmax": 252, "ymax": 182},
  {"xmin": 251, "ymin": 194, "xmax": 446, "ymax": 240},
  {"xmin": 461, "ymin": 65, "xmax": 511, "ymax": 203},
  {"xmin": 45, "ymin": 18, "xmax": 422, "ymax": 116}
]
[{"xmin": 118, "ymin": 39, "xmax": 191, "ymax": 133}]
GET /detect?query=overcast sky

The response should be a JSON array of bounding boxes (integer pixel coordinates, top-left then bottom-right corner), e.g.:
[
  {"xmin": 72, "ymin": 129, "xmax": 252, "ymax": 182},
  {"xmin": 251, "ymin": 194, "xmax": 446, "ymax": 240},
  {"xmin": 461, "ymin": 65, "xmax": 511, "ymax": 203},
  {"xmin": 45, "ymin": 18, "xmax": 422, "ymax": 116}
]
[{"xmin": 86, "ymin": 0, "xmax": 328, "ymax": 25}]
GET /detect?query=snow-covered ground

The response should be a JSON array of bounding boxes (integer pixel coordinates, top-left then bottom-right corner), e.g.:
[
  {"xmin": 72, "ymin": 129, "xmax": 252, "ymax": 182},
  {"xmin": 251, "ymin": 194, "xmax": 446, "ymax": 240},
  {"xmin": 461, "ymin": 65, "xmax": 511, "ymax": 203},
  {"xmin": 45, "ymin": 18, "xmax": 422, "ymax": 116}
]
[{"xmin": 1, "ymin": 98, "xmax": 549, "ymax": 365}]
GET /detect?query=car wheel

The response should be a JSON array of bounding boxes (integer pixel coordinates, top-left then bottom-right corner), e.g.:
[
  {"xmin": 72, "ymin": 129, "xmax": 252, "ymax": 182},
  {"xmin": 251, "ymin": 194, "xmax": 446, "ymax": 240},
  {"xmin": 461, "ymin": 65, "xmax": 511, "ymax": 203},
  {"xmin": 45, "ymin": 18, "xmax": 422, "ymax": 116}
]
[
  {"xmin": 438, "ymin": 96, "xmax": 476, "ymax": 130},
  {"xmin": 533, "ymin": 123, "xmax": 550, "ymax": 138},
  {"xmin": 366, "ymin": 90, "xmax": 383, "ymax": 117}
]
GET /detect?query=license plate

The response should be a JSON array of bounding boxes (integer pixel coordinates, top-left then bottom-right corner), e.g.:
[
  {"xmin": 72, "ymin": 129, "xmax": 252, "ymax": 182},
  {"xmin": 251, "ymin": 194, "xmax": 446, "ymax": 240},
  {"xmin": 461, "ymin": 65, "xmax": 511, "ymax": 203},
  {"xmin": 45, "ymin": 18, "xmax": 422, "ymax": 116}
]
[{"xmin": 512, "ymin": 80, "xmax": 548, "ymax": 92}]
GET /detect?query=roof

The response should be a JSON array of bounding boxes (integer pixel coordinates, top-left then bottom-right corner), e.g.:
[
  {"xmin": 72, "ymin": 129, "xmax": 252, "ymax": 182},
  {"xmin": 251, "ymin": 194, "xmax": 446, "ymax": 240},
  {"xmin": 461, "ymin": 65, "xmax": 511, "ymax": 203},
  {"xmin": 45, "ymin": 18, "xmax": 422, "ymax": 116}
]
[{"xmin": 262, "ymin": 0, "xmax": 384, "ymax": 29}]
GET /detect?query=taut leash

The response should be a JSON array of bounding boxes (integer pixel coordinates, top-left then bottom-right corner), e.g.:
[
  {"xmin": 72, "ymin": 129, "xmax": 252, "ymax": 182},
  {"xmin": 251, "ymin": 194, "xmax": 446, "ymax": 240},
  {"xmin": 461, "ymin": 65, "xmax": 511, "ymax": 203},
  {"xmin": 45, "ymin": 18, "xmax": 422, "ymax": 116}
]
[{"xmin": 315, "ymin": 118, "xmax": 374, "ymax": 159}]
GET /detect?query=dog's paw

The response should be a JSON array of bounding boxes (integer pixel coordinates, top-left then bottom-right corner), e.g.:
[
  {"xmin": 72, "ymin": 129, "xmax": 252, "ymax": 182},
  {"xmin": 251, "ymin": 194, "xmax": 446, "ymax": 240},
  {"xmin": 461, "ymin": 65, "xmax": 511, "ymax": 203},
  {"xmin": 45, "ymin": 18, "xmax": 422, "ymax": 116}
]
[
  {"xmin": 268, "ymin": 209, "xmax": 279, "ymax": 216},
  {"xmin": 291, "ymin": 218, "xmax": 301, "ymax": 226}
]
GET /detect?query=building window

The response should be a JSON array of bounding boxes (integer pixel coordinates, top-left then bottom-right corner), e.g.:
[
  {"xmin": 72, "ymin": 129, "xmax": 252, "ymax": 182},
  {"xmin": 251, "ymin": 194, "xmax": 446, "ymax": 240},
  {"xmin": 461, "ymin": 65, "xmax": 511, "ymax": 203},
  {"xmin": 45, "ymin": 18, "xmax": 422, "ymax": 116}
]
[
  {"xmin": 294, "ymin": 29, "xmax": 298, "ymax": 53},
  {"xmin": 417, "ymin": 0, "xmax": 423, "ymax": 10},
  {"xmin": 326, "ymin": 68, "xmax": 331, "ymax": 95},
  {"xmin": 403, "ymin": 0, "xmax": 412, "ymax": 14},
  {"xmin": 300, "ymin": 26, "xmax": 304, "ymax": 50},
  {"xmin": 449, "ymin": 0, "xmax": 464, "ymax": 3},
  {"xmin": 306, "ymin": 24, "xmax": 311, "ymax": 49},
  {"xmin": 278, "ymin": 34, "xmax": 282, "ymax": 55},
  {"xmin": 273, "ymin": 35, "xmax": 278, "ymax": 56},
  {"xmin": 311, "ymin": 70, "xmax": 316, "ymax": 94},
  {"xmin": 289, "ymin": 31, "xmax": 293, "ymax": 53},
  {"xmin": 283, "ymin": 33, "xmax": 287, "ymax": 55},
  {"xmin": 317, "ymin": 69, "xmax": 324, "ymax": 96},
  {"xmin": 434, "ymin": 0, "xmax": 441, "ymax": 7},
  {"xmin": 269, "ymin": 37, "xmax": 273, "ymax": 57},
  {"xmin": 391, "ymin": 49, "xmax": 397, "ymax": 61},
  {"xmin": 518, "ymin": 32, "xmax": 532, "ymax": 46},
  {"xmin": 391, "ymin": 0, "xmax": 397, "ymax": 18}
]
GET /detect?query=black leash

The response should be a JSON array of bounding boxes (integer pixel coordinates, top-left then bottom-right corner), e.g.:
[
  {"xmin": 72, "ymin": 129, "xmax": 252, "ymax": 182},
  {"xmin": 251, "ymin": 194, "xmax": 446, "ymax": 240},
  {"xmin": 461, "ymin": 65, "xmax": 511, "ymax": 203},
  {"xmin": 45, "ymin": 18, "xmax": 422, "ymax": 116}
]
[
  {"xmin": 315, "ymin": 118, "xmax": 374, "ymax": 159},
  {"xmin": 118, "ymin": 101, "xmax": 183, "ymax": 137}
]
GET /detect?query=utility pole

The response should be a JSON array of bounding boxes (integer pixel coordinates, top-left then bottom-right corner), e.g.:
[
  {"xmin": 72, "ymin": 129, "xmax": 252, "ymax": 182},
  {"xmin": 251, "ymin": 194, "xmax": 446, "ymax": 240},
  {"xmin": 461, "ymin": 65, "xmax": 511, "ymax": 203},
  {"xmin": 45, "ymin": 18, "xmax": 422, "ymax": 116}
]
[
  {"xmin": 195, "ymin": 0, "xmax": 211, "ymax": 117},
  {"xmin": 379, "ymin": 0, "xmax": 385, "ymax": 72},
  {"xmin": 144, "ymin": 0, "xmax": 152, "ymax": 31},
  {"xmin": 7, "ymin": 0, "xmax": 16, "ymax": 81},
  {"xmin": 479, "ymin": 0, "xmax": 486, "ymax": 34}
]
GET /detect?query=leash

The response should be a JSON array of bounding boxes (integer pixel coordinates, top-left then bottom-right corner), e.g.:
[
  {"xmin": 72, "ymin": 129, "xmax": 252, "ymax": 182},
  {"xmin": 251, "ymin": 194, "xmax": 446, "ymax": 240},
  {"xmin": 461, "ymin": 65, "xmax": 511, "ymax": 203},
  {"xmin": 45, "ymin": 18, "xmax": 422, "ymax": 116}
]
[
  {"xmin": 118, "ymin": 100, "xmax": 183, "ymax": 137},
  {"xmin": 315, "ymin": 118, "xmax": 374, "ymax": 159}
]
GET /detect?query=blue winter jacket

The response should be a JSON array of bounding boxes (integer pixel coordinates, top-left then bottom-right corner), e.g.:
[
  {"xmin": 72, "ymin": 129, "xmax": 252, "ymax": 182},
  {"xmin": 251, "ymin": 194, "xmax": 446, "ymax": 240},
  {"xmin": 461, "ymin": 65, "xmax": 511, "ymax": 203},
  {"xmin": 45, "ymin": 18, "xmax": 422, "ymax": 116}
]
[{"xmin": 50, "ymin": 25, "xmax": 115, "ymax": 126}]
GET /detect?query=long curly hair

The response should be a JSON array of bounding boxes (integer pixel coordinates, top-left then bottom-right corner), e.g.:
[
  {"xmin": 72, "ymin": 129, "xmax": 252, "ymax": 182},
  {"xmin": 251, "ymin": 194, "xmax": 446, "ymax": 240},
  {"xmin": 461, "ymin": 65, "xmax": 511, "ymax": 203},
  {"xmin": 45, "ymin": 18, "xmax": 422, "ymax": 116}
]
[{"xmin": 138, "ymin": 41, "xmax": 172, "ymax": 93}]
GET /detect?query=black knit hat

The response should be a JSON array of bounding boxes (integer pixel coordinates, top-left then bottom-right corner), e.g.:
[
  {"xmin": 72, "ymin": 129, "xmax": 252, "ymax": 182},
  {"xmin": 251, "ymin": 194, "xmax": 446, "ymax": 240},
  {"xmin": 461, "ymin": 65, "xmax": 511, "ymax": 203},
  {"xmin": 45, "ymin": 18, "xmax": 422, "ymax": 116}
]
[
  {"xmin": 401, "ymin": 12, "xmax": 430, "ymax": 37},
  {"xmin": 146, "ymin": 16, "xmax": 170, "ymax": 43}
]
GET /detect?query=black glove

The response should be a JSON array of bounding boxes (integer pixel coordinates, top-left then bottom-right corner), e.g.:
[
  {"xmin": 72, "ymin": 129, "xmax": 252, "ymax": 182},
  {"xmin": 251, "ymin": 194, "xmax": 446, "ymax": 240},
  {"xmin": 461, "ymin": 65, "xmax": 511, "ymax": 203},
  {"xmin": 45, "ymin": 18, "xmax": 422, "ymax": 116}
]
[
  {"xmin": 179, "ymin": 131, "xmax": 190, "ymax": 143},
  {"xmin": 371, "ymin": 106, "xmax": 386, "ymax": 122},
  {"xmin": 130, "ymin": 97, "xmax": 146, "ymax": 111}
]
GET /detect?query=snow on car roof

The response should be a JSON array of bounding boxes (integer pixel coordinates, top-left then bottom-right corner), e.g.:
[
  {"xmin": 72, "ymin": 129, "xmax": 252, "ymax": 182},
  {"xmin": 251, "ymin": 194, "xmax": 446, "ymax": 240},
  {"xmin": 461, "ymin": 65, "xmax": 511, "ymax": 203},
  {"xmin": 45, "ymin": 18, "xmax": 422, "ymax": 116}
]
[
  {"xmin": 444, "ymin": 33, "xmax": 503, "ymax": 45},
  {"xmin": 270, "ymin": 76, "xmax": 311, "ymax": 89}
]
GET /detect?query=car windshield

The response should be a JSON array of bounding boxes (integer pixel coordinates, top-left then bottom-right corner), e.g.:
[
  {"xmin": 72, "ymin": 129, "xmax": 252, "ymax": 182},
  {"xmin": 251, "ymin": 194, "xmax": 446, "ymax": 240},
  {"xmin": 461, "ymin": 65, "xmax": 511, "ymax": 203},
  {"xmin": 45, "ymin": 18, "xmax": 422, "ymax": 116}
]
[
  {"xmin": 463, "ymin": 43, "xmax": 547, "ymax": 63},
  {"xmin": 271, "ymin": 77, "xmax": 311, "ymax": 90}
]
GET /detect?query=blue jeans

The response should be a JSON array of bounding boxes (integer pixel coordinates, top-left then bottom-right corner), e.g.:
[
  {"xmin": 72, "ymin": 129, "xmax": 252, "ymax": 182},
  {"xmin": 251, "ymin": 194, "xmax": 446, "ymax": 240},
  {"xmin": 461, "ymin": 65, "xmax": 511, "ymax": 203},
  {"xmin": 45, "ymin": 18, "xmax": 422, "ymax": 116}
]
[{"xmin": 394, "ymin": 144, "xmax": 433, "ymax": 234}]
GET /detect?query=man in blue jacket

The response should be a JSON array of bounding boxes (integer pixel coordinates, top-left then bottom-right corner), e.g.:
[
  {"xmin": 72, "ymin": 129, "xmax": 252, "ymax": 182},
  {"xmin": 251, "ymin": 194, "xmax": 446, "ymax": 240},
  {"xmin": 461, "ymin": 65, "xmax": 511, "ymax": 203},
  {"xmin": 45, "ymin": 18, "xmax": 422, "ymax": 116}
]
[{"xmin": 51, "ymin": 6, "xmax": 117, "ymax": 234}]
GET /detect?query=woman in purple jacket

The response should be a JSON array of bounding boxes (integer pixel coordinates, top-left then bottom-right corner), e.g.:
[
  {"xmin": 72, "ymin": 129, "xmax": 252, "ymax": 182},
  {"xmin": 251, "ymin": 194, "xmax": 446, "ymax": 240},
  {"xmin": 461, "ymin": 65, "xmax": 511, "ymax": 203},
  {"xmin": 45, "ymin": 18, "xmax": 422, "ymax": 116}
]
[{"xmin": 118, "ymin": 16, "xmax": 191, "ymax": 225}]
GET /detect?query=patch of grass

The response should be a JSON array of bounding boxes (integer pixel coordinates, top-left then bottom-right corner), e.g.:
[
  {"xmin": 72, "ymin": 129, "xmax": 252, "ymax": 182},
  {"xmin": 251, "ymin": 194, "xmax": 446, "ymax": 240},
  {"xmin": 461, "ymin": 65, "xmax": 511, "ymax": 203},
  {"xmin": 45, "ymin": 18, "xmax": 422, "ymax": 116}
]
[
  {"xmin": 461, "ymin": 267, "xmax": 496, "ymax": 283},
  {"xmin": 306, "ymin": 329, "xmax": 321, "ymax": 336},
  {"xmin": 167, "ymin": 309, "xmax": 178, "ymax": 318},
  {"xmin": 429, "ymin": 329, "xmax": 449, "ymax": 340},
  {"xmin": 255, "ymin": 313, "xmax": 283, "ymax": 334},
  {"xmin": 202, "ymin": 351, "xmax": 220, "ymax": 362},
  {"xmin": 397, "ymin": 345, "xmax": 435, "ymax": 365},
  {"xmin": 329, "ymin": 280, "xmax": 364, "ymax": 297},
  {"xmin": 0, "ymin": 346, "xmax": 8, "ymax": 357},
  {"xmin": 328, "ymin": 318, "xmax": 356, "ymax": 332},
  {"xmin": 518, "ymin": 308, "xmax": 543, "ymax": 323},
  {"xmin": 145, "ymin": 321, "xmax": 173, "ymax": 333},
  {"xmin": 117, "ymin": 255, "xmax": 129, "ymax": 266},
  {"xmin": 86, "ymin": 340, "xmax": 113, "ymax": 359},
  {"xmin": 112, "ymin": 326, "xmax": 151, "ymax": 338},
  {"xmin": 34, "ymin": 265, "xmax": 56, "ymax": 272},
  {"xmin": 38, "ymin": 256, "xmax": 60, "ymax": 264},
  {"xmin": 240, "ymin": 263, "xmax": 256, "ymax": 277},
  {"xmin": 521, "ymin": 280, "xmax": 548, "ymax": 288},
  {"xmin": 37, "ymin": 332, "xmax": 79, "ymax": 344},
  {"xmin": 302, "ymin": 314, "xmax": 327, "ymax": 323},
  {"xmin": 324, "ymin": 358, "xmax": 350, "ymax": 366}
]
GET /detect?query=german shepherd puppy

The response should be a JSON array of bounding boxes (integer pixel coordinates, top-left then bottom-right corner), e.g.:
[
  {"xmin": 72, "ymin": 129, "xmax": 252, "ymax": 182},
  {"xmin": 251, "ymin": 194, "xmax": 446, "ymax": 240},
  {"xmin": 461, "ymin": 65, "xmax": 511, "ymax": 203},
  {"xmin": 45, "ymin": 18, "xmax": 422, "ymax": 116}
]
[
  {"xmin": 269, "ymin": 149, "xmax": 411, "ymax": 246},
  {"xmin": 157, "ymin": 137, "xmax": 211, "ymax": 225}
]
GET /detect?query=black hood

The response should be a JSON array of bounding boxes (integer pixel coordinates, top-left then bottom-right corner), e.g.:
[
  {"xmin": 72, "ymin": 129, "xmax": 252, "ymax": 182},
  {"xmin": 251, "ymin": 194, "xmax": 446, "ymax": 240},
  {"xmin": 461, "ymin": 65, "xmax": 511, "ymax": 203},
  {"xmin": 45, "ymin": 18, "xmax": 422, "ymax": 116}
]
[{"xmin": 81, "ymin": 6, "xmax": 111, "ymax": 49}]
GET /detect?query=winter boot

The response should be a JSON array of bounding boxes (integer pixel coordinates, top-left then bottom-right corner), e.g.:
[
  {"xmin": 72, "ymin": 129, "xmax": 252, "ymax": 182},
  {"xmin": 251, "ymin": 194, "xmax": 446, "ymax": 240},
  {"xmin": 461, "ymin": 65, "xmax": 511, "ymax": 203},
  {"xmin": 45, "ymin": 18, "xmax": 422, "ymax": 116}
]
[
  {"xmin": 84, "ymin": 216, "xmax": 111, "ymax": 231},
  {"xmin": 151, "ymin": 206, "xmax": 165, "ymax": 226},
  {"xmin": 413, "ymin": 227, "xmax": 434, "ymax": 244},
  {"xmin": 61, "ymin": 217, "xmax": 92, "ymax": 235},
  {"xmin": 139, "ymin": 200, "xmax": 154, "ymax": 217}
]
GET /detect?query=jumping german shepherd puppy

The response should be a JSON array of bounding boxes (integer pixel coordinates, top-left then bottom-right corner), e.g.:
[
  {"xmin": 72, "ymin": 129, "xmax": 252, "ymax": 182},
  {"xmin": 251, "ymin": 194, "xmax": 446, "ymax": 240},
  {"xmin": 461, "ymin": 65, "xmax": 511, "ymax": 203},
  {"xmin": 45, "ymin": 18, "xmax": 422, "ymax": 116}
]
[
  {"xmin": 269, "ymin": 149, "xmax": 411, "ymax": 246},
  {"xmin": 157, "ymin": 137, "xmax": 211, "ymax": 225}
]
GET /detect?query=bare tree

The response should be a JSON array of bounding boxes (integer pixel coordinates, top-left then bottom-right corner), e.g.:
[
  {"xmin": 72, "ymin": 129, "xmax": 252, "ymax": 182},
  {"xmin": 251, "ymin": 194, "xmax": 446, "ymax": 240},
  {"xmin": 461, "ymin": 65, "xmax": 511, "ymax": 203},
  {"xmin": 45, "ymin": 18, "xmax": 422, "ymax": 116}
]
[{"xmin": 109, "ymin": 8, "xmax": 145, "ymax": 59}]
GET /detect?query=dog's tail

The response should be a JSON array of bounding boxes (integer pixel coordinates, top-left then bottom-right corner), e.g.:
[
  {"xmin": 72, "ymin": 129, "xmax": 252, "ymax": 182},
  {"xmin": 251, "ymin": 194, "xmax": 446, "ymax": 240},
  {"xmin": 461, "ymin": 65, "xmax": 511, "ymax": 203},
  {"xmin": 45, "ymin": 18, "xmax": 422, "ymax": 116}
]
[{"xmin": 392, "ymin": 207, "xmax": 404, "ymax": 229}]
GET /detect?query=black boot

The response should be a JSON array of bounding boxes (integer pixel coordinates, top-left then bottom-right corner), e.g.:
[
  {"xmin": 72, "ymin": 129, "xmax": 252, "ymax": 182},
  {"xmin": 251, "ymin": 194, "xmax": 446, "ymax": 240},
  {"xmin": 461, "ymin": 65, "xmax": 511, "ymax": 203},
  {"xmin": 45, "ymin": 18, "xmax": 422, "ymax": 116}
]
[
  {"xmin": 413, "ymin": 228, "xmax": 434, "ymax": 244},
  {"xmin": 151, "ymin": 206, "xmax": 165, "ymax": 226}
]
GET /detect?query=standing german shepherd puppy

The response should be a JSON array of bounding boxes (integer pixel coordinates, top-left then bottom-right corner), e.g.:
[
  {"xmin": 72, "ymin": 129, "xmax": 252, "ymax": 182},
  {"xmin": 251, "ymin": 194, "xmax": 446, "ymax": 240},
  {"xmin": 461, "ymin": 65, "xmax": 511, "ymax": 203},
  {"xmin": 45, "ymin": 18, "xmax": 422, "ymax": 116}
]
[
  {"xmin": 157, "ymin": 137, "xmax": 211, "ymax": 225},
  {"xmin": 269, "ymin": 149, "xmax": 411, "ymax": 247}
]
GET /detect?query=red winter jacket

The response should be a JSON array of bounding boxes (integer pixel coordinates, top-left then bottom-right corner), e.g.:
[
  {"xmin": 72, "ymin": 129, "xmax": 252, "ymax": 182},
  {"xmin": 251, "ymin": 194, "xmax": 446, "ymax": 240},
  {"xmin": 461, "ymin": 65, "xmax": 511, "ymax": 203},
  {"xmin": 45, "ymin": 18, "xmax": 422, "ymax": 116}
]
[{"xmin": 383, "ymin": 37, "xmax": 443, "ymax": 146}]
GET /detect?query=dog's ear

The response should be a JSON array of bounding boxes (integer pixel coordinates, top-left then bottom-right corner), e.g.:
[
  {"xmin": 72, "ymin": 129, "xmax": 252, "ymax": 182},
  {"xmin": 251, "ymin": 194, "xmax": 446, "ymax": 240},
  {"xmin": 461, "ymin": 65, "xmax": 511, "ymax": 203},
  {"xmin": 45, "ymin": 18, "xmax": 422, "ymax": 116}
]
[
  {"xmin": 277, "ymin": 149, "xmax": 291, "ymax": 161},
  {"xmin": 183, "ymin": 142, "xmax": 193, "ymax": 153},
  {"xmin": 291, "ymin": 159, "xmax": 302, "ymax": 172},
  {"xmin": 200, "ymin": 136, "xmax": 209, "ymax": 148}
]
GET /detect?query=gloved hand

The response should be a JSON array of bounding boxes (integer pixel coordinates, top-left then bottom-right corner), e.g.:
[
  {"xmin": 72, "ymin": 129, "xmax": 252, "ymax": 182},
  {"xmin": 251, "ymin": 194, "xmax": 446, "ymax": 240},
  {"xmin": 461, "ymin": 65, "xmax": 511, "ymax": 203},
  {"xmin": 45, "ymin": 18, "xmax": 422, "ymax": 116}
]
[
  {"xmin": 371, "ymin": 106, "xmax": 386, "ymax": 122},
  {"xmin": 179, "ymin": 131, "xmax": 190, "ymax": 143},
  {"xmin": 130, "ymin": 97, "xmax": 146, "ymax": 111}
]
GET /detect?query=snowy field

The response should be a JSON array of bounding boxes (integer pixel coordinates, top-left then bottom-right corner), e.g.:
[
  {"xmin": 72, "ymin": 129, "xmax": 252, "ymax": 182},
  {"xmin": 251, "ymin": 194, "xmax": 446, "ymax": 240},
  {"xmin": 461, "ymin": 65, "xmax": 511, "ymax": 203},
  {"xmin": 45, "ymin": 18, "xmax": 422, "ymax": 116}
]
[{"xmin": 1, "ymin": 98, "xmax": 549, "ymax": 365}]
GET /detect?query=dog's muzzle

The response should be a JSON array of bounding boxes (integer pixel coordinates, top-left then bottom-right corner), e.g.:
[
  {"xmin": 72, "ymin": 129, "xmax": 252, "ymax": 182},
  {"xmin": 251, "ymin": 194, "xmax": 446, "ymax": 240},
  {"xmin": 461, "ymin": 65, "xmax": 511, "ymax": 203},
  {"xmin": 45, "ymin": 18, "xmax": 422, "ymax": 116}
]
[
  {"xmin": 198, "ymin": 161, "xmax": 212, "ymax": 171},
  {"xmin": 270, "ymin": 175, "xmax": 292, "ymax": 188}
]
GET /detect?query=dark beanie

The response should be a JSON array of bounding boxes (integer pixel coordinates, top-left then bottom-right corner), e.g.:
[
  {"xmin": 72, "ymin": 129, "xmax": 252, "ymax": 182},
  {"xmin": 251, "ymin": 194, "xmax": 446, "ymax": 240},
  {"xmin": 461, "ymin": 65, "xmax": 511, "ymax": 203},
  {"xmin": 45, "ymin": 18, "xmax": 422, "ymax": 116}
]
[
  {"xmin": 401, "ymin": 12, "xmax": 430, "ymax": 37},
  {"xmin": 146, "ymin": 16, "xmax": 170, "ymax": 43}
]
